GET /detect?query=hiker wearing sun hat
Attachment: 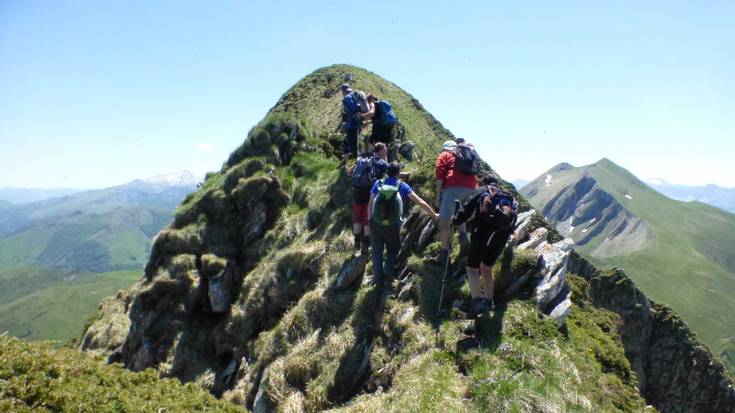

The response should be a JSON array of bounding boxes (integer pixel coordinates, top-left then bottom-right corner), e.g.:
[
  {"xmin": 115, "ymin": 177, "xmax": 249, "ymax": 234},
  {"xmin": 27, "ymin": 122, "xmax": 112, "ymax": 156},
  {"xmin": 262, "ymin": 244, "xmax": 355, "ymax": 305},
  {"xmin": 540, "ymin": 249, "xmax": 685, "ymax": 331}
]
[{"xmin": 435, "ymin": 139, "xmax": 478, "ymax": 267}]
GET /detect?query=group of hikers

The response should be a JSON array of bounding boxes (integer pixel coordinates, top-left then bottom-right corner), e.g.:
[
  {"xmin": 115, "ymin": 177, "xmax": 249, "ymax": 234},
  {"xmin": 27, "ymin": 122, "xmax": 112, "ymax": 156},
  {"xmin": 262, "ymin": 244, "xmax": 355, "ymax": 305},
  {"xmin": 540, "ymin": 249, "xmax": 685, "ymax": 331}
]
[{"xmin": 341, "ymin": 82, "xmax": 519, "ymax": 317}]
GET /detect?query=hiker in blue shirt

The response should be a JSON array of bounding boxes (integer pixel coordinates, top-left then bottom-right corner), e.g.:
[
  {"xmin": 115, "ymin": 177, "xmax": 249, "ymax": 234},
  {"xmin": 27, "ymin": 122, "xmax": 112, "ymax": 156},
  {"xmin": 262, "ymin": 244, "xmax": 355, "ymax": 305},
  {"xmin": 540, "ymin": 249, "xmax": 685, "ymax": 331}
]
[
  {"xmin": 340, "ymin": 83, "xmax": 368, "ymax": 164},
  {"xmin": 368, "ymin": 162, "xmax": 438, "ymax": 291}
]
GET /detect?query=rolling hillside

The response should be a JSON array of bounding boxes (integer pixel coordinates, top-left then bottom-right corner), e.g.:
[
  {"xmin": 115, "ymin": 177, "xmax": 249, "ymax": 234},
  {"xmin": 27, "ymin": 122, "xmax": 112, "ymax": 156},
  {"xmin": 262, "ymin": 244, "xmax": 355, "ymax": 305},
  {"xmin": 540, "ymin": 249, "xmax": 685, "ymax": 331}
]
[
  {"xmin": 522, "ymin": 158, "xmax": 735, "ymax": 371},
  {"xmin": 0, "ymin": 172, "xmax": 198, "ymax": 342}
]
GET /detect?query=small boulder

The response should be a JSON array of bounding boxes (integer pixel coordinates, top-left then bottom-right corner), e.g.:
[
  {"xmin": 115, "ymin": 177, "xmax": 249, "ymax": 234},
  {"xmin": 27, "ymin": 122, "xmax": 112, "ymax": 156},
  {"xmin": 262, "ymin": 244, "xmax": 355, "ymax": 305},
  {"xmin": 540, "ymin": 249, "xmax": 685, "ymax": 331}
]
[
  {"xmin": 335, "ymin": 256, "xmax": 368, "ymax": 290},
  {"xmin": 518, "ymin": 227, "xmax": 548, "ymax": 251}
]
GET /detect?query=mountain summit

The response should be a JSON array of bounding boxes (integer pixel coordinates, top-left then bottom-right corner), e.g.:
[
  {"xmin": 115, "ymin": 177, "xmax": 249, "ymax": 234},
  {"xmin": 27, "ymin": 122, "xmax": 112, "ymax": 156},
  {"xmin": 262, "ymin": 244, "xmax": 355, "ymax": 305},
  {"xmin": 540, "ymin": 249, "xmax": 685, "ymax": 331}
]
[
  {"xmin": 74, "ymin": 66, "xmax": 734, "ymax": 412},
  {"xmin": 522, "ymin": 158, "xmax": 735, "ymax": 374}
]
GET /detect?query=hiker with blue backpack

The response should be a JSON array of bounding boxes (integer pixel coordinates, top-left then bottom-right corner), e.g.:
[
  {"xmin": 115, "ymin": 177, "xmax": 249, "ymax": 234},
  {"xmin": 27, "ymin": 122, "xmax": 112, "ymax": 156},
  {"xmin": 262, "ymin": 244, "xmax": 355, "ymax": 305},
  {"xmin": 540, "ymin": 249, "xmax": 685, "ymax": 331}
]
[
  {"xmin": 452, "ymin": 175, "xmax": 519, "ymax": 317},
  {"xmin": 368, "ymin": 162, "xmax": 438, "ymax": 291},
  {"xmin": 362, "ymin": 94, "xmax": 399, "ymax": 161},
  {"xmin": 340, "ymin": 83, "xmax": 369, "ymax": 163},
  {"xmin": 349, "ymin": 142, "xmax": 390, "ymax": 256}
]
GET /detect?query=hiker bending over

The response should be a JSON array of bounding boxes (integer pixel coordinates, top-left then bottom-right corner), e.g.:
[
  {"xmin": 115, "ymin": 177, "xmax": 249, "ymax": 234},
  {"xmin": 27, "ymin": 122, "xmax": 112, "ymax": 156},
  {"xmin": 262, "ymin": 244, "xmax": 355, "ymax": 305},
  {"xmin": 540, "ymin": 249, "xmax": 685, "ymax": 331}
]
[
  {"xmin": 368, "ymin": 162, "xmax": 438, "ymax": 291},
  {"xmin": 453, "ymin": 175, "xmax": 518, "ymax": 317},
  {"xmin": 340, "ymin": 83, "xmax": 369, "ymax": 163},
  {"xmin": 435, "ymin": 139, "xmax": 480, "ymax": 267},
  {"xmin": 361, "ymin": 94, "xmax": 399, "ymax": 161},
  {"xmin": 349, "ymin": 142, "xmax": 389, "ymax": 256}
]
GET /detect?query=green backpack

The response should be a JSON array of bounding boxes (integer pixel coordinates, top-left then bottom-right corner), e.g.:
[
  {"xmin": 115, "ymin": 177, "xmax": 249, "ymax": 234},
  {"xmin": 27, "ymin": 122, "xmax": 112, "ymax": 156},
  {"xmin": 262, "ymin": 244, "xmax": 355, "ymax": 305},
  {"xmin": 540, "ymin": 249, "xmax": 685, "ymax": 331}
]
[{"xmin": 371, "ymin": 180, "xmax": 404, "ymax": 227}]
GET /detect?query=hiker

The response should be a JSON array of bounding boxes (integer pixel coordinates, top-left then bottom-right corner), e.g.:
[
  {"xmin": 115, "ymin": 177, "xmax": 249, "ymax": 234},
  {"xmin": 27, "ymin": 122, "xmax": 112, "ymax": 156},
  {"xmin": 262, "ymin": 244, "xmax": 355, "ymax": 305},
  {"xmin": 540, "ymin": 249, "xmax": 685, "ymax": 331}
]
[
  {"xmin": 362, "ymin": 94, "xmax": 399, "ymax": 161},
  {"xmin": 340, "ymin": 84, "xmax": 369, "ymax": 162},
  {"xmin": 435, "ymin": 139, "xmax": 481, "ymax": 267},
  {"xmin": 453, "ymin": 175, "xmax": 518, "ymax": 316},
  {"xmin": 368, "ymin": 162, "xmax": 438, "ymax": 291},
  {"xmin": 350, "ymin": 142, "xmax": 390, "ymax": 256}
]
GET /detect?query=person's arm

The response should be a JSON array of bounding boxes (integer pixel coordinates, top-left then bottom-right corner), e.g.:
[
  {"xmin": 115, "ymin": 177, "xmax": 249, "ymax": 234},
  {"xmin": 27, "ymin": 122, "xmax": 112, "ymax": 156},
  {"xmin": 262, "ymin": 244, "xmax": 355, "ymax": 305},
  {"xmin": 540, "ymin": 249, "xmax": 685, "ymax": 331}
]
[
  {"xmin": 360, "ymin": 104, "xmax": 376, "ymax": 120},
  {"xmin": 408, "ymin": 192, "xmax": 438, "ymax": 219}
]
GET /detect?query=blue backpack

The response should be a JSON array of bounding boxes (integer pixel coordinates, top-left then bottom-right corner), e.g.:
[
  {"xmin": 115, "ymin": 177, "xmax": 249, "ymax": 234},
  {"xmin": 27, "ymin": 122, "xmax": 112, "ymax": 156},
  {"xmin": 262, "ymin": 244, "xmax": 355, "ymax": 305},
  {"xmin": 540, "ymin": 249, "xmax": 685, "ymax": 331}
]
[
  {"xmin": 343, "ymin": 94, "xmax": 360, "ymax": 129},
  {"xmin": 351, "ymin": 155, "xmax": 378, "ymax": 188},
  {"xmin": 377, "ymin": 100, "xmax": 397, "ymax": 126}
]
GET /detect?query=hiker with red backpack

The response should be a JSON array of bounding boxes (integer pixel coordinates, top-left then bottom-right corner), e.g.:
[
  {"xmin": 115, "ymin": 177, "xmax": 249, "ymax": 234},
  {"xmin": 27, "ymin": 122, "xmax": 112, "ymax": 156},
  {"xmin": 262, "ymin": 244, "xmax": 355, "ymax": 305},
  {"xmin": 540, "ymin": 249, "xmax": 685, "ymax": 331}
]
[
  {"xmin": 435, "ymin": 139, "xmax": 481, "ymax": 268},
  {"xmin": 368, "ymin": 162, "xmax": 438, "ymax": 291},
  {"xmin": 361, "ymin": 94, "xmax": 399, "ymax": 161},
  {"xmin": 340, "ymin": 83, "xmax": 369, "ymax": 163},
  {"xmin": 349, "ymin": 142, "xmax": 390, "ymax": 256},
  {"xmin": 453, "ymin": 175, "xmax": 518, "ymax": 317}
]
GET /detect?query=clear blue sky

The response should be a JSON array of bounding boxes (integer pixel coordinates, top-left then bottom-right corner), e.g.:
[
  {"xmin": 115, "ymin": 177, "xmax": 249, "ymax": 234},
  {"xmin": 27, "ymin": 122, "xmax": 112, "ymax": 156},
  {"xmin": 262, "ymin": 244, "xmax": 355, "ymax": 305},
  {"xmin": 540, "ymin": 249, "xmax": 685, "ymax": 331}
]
[{"xmin": 2, "ymin": 1, "xmax": 733, "ymax": 188}]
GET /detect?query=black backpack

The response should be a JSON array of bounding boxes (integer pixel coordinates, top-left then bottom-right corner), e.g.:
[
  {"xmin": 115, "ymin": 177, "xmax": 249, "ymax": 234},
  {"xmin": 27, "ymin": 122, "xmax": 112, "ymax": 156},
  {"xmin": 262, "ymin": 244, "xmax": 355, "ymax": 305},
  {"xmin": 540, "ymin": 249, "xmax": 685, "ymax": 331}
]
[
  {"xmin": 454, "ymin": 143, "xmax": 481, "ymax": 176},
  {"xmin": 480, "ymin": 189, "xmax": 518, "ymax": 230},
  {"xmin": 350, "ymin": 155, "xmax": 377, "ymax": 188}
]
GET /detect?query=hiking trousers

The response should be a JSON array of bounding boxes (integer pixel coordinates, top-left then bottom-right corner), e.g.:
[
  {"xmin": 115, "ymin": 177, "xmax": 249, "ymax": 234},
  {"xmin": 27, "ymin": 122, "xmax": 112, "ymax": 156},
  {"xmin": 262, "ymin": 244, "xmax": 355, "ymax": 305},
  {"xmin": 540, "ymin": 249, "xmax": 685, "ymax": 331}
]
[{"xmin": 370, "ymin": 223, "xmax": 401, "ymax": 290}]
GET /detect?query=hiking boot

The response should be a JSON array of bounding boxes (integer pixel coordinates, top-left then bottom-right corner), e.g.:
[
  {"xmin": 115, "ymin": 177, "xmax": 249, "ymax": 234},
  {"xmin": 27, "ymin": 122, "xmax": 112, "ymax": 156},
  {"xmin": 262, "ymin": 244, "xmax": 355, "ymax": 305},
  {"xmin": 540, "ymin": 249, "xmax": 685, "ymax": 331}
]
[
  {"xmin": 361, "ymin": 235, "xmax": 370, "ymax": 256},
  {"xmin": 469, "ymin": 297, "xmax": 492, "ymax": 318}
]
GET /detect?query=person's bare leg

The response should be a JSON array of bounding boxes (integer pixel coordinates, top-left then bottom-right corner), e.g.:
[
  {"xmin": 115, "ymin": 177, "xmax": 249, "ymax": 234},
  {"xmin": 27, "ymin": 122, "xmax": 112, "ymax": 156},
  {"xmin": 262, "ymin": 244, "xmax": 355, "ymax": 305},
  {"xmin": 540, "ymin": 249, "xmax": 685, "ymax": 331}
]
[
  {"xmin": 480, "ymin": 263, "xmax": 494, "ymax": 300},
  {"xmin": 466, "ymin": 267, "xmax": 483, "ymax": 299}
]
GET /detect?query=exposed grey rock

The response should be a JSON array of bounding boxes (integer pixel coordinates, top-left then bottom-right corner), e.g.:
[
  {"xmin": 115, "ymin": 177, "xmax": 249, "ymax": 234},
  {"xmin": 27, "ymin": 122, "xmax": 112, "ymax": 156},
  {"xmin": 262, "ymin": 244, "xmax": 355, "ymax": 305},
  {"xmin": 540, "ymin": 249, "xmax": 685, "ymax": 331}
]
[
  {"xmin": 518, "ymin": 227, "xmax": 548, "ymax": 251},
  {"xmin": 396, "ymin": 279, "xmax": 415, "ymax": 301},
  {"xmin": 253, "ymin": 366, "xmax": 272, "ymax": 413},
  {"xmin": 533, "ymin": 238, "xmax": 573, "ymax": 309},
  {"xmin": 335, "ymin": 256, "xmax": 368, "ymax": 290},
  {"xmin": 209, "ymin": 268, "xmax": 233, "ymax": 313},
  {"xmin": 510, "ymin": 209, "xmax": 536, "ymax": 246},
  {"xmin": 548, "ymin": 293, "xmax": 572, "ymax": 326},
  {"xmin": 416, "ymin": 218, "xmax": 436, "ymax": 252}
]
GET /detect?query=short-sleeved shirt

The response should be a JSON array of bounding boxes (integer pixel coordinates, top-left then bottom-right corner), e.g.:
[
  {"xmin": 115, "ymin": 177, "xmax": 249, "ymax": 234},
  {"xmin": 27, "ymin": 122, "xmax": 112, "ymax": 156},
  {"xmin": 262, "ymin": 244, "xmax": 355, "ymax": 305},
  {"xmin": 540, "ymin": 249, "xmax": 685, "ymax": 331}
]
[
  {"xmin": 435, "ymin": 150, "xmax": 477, "ymax": 190},
  {"xmin": 371, "ymin": 176, "xmax": 413, "ymax": 201}
]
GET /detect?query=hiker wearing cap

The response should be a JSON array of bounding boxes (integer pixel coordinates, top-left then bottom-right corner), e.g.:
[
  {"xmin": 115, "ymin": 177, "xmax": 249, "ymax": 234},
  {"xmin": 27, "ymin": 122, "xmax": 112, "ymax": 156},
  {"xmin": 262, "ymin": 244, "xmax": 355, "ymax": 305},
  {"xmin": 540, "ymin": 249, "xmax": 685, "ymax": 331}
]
[
  {"xmin": 435, "ymin": 140, "xmax": 477, "ymax": 267},
  {"xmin": 340, "ymin": 84, "xmax": 369, "ymax": 162},
  {"xmin": 362, "ymin": 94, "xmax": 399, "ymax": 161},
  {"xmin": 349, "ymin": 142, "xmax": 390, "ymax": 256},
  {"xmin": 453, "ymin": 175, "xmax": 518, "ymax": 316},
  {"xmin": 368, "ymin": 162, "xmax": 438, "ymax": 291}
]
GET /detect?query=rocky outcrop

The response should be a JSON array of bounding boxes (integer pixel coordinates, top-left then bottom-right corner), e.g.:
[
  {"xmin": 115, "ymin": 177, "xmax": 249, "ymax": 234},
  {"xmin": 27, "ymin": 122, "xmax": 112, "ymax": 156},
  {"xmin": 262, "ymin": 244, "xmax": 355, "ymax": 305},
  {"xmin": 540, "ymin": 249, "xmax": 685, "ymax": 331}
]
[{"xmin": 569, "ymin": 252, "xmax": 735, "ymax": 413}]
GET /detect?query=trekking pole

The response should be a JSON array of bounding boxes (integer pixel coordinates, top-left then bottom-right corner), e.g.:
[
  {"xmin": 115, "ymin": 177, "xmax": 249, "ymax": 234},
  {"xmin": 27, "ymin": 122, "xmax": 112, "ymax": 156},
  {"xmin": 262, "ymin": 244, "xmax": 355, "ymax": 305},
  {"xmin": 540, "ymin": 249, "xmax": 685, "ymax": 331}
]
[{"xmin": 435, "ymin": 199, "xmax": 461, "ymax": 345}]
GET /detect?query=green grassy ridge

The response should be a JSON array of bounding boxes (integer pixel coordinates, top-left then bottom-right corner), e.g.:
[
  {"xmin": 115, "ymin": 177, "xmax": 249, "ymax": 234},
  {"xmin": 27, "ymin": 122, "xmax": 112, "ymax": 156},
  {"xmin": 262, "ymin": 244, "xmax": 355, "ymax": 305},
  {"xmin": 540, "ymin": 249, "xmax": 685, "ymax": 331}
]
[
  {"xmin": 522, "ymin": 158, "xmax": 735, "ymax": 372},
  {"xmin": 77, "ymin": 64, "xmax": 652, "ymax": 411},
  {"xmin": 0, "ymin": 335, "xmax": 245, "ymax": 413},
  {"xmin": 0, "ymin": 269, "xmax": 140, "ymax": 342},
  {"xmin": 0, "ymin": 207, "xmax": 172, "ymax": 272}
]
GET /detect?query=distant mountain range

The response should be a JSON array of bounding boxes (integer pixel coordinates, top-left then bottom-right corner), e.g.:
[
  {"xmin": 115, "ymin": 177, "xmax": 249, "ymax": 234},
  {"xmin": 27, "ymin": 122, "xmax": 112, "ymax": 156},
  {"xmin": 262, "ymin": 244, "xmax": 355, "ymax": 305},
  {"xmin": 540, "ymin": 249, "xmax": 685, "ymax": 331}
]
[
  {"xmin": 0, "ymin": 171, "xmax": 199, "ymax": 341},
  {"xmin": 0, "ymin": 187, "xmax": 81, "ymax": 204},
  {"xmin": 643, "ymin": 179, "xmax": 735, "ymax": 213},
  {"xmin": 521, "ymin": 159, "xmax": 735, "ymax": 371}
]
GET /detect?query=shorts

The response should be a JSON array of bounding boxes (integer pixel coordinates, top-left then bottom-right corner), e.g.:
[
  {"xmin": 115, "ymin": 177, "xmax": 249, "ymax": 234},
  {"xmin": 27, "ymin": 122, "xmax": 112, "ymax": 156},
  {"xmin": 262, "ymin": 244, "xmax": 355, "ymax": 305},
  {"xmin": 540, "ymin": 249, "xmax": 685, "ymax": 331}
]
[
  {"xmin": 467, "ymin": 228, "xmax": 511, "ymax": 268},
  {"xmin": 353, "ymin": 203, "xmax": 369, "ymax": 225},
  {"xmin": 439, "ymin": 186, "xmax": 474, "ymax": 220}
]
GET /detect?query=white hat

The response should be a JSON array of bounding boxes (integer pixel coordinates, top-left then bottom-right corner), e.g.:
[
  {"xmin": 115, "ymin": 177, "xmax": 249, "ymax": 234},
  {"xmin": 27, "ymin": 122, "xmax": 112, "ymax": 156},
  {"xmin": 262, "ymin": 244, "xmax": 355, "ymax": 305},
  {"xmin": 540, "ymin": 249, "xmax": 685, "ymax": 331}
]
[{"xmin": 442, "ymin": 140, "xmax": 457, "ymax": 151}]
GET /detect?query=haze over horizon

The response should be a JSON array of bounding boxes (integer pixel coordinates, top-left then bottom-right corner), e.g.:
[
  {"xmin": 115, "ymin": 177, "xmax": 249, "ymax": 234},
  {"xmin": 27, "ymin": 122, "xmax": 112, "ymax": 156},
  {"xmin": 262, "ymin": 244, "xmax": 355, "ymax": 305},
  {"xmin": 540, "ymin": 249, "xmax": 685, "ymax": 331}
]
[{"xmin": 2, "ymin": 1, "xmax": 733, "ymax": 188}]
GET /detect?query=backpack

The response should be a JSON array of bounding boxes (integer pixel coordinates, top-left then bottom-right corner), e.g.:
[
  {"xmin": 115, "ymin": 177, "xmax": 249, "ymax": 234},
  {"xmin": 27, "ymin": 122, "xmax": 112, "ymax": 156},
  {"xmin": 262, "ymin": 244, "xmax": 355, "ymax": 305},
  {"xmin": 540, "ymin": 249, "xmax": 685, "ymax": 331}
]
[
  {"xmin": 351, "ymin": 91, "xmax": 369, "ymax": 114},
  {"xmin": 371, "ymin": 180, "xmax": 404, "ymax": 227},
  {"xmin": 376, "ymin": 100, "xmax": 397, "ymax": 126},
  {"xmin": 351, "ymin": 155, "xmax": 378, "ymax": 188},
  {"xmin": 343, "ymin": 94, "xmax": 360, "ymax": 128},
  {"xmin": 479, "ymin": 189, "xmax": 518, "ymax": 230},
  {"xmin": 453, "ymin": 143, "xmax": 481, "ymax": 176}
]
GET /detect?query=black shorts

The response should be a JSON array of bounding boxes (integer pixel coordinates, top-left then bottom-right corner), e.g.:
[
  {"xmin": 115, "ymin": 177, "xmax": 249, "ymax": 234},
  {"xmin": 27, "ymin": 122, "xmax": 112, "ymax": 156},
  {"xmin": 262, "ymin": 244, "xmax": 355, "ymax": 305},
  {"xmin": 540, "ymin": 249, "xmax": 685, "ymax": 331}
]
[
  {"xmin": 467, "ymin": 229, "xmax": 511, "ymax": 268},
  {"xmin": 370, "ymin": 123, "xmax": 394, "ymax": 145}
]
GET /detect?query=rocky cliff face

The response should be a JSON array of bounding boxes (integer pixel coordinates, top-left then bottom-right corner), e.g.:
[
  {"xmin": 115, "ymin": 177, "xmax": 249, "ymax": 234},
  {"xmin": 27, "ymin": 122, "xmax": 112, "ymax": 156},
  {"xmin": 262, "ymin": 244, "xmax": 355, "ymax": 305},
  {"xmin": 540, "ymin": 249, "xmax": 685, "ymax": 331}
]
[
  {"xmin": 81, "ymin": 65, "xmax": 733, "ymax": 412},
  {"xmin": 568, "ymin": 253, "xmax": 735, "ymax": 412}
]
